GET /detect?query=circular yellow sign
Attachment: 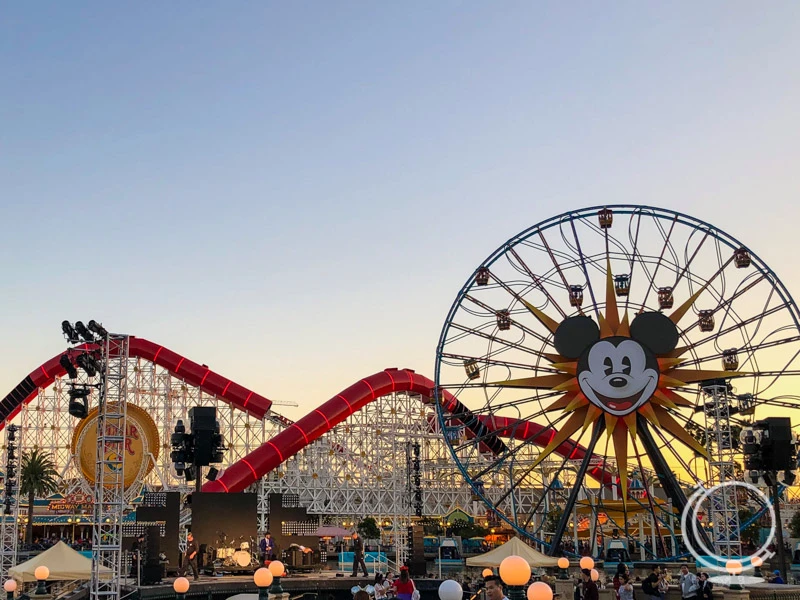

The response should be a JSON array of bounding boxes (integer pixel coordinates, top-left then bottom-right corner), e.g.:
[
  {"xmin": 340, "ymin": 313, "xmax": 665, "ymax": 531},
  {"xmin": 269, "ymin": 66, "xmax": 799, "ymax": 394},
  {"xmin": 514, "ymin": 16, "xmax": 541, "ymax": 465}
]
[{"xmin": 71, "ymin": 403, "xmax": 160, "ymax": 489}]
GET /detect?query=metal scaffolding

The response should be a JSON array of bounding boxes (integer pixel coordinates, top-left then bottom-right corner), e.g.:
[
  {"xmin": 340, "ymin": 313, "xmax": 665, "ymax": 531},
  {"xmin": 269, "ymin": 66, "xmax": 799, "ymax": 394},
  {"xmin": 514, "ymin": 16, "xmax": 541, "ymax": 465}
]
[
  {"xmin": 0, "ymin": 423, "xmax": 20, "ymax": 582},
  {"xmin": 702, "ymin": 381, "xmax": 741, "ymax": 557},
  {"xmin": 91, "ymin": 334, "xmax": 129, "ymax": 600}
]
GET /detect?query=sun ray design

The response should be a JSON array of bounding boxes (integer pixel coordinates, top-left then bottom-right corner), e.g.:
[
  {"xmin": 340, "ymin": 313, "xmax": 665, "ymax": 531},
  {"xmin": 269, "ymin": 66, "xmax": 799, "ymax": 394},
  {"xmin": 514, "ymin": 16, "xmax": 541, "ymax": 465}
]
[{"xmin": 493, "ymin": 259, "xmax": 750, "ymax": 502}]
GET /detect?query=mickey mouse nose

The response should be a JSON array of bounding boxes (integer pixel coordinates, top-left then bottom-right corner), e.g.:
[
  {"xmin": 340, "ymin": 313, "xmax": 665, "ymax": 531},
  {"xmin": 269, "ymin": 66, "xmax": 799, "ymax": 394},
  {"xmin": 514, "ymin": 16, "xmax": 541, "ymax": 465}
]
[{"xmin": 609, "ymin": 376, "xmax": 627, "ymax": 388}]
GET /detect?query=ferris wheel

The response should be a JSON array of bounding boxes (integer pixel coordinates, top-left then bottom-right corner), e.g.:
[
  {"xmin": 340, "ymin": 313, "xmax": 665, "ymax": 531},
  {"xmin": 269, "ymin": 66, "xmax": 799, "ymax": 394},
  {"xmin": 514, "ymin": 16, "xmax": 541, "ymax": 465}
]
[{"xmin": 434, "ymin": 205, "xmax": 800, "ymax": 557}]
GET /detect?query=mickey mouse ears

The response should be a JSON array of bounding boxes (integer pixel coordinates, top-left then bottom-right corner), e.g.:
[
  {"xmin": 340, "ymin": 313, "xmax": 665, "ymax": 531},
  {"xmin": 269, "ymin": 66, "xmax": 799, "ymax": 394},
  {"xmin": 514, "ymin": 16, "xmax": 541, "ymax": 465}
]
[{"xmin": 554, "ymin": 312, "xmax": 678, "ymax": 359}]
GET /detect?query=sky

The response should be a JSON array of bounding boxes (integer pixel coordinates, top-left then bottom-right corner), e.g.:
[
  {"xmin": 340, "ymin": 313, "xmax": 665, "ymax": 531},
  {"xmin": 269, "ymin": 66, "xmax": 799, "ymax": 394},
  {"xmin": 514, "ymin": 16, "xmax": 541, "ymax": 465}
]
[{"xmin": 2, "ymin": 2, "xmax": 800, "ymax": 421}]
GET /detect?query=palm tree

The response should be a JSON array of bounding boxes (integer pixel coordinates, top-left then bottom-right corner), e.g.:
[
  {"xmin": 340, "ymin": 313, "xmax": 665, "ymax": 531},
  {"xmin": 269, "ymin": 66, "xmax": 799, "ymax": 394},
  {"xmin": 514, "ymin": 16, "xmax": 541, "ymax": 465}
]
[{"xmin": 20, "ymin": 449, "xmax": 59, "ymax": 543}]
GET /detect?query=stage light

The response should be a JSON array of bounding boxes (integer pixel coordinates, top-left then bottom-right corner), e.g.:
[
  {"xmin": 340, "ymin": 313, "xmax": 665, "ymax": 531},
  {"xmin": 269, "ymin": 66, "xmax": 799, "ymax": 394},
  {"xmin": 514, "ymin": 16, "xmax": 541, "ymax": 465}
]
[
  {"xmin": 784, "ymin": 470, "xmax": 796, "ymax": 486},
  {"xmin": 4, "ymin": 579, "xmax": 16, "ymax": 600},
  {"xmin": 76, "ymin": 353, "xmax": 99, "ymax": 377},
  {"xmin": 68, "ymin": 387, "xmax": 90, "ymax": 419},
  {"xmin": 579, "ymin": 557, "xmax": 594, "ymax": 570},
  {"xmin": 61, "ymin": 321, "xmax": 80, "ymax": 344},
  {"xmin": 7, "ymin": 425, "xmax": 17, "ymax": 442},
  {"xmin": 34, "ymin": 566, "xmax": 49, "ymax": 595},
  {"xmin": 59, "ymin": 355, "xmax": 78, "ymax": 380},
  {"xmin": 254, "ymin": 568, "xmax": 273, "ymax": 600},
  {"xmin": 87, "ymin": 320, "xmax": 108, "ymax": 338},
  {"xmin": 527, "ymin": 581, "xmax": 553, "ymax": 600},
  {"xmin": 74, "ymin": 321, "xmax": 95, "ymax": 343},
  {"xmin": 438, "ymin": 579, "xmax": 463, "ymax": 600},
  {"xmin": 205, "ymin": 467, "xmax": 219, "ymax": 481},
  {"xmin": 184, "ymin": 466, "xmax": 196, "ymax": 481},
  {"xmin": 173, "ymin": 576, "xmax": 190, "ymax": 600}
]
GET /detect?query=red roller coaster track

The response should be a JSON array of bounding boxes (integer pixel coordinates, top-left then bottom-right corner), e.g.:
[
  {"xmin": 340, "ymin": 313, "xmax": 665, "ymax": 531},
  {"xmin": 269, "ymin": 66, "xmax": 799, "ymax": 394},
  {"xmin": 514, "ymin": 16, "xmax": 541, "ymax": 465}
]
[{"xmin": 1, "ymin": 339, "xmax": 612, "ymax": 494}]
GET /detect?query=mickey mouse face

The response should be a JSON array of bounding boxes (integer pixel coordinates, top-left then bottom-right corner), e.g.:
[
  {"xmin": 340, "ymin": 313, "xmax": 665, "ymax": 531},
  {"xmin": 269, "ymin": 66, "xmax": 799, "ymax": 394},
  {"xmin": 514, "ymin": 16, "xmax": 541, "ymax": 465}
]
[
  {"xmin": 553, "ymin": 311, "xmax": 678, "ymax": 417},
  {"xmin": 578, "ymin": 338, "xmax": 658, "ymax": 416}
]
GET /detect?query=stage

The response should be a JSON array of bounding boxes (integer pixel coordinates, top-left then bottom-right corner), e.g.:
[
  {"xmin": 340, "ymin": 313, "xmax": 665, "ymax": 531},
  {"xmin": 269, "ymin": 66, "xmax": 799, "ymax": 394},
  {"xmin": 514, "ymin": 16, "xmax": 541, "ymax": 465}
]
[{"xmin": 125, "ymin": 572, "xmax": 446, "ymax": 600}]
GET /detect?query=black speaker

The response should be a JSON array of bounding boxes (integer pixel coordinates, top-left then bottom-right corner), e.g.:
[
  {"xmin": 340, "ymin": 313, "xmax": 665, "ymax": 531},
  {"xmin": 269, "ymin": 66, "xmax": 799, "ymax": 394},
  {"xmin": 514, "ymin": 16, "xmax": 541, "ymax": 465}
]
[
  {"xmin": 141, "ymin": 564, "xmax": 165, "ymax": 585},
  {"xmin": 762, "ymin": 417, "xmax": 794, "ymax": 471},
  {"xmin": 407, "ymin": 559, "xmax": 427, "ymax": 577},
  {"xmin": 145, "ymin": 526, "xmax": 161, "ymax": 565},
  {"xmin": 190, "ymin": 407, "xmax": 217, "ymax": 465}
]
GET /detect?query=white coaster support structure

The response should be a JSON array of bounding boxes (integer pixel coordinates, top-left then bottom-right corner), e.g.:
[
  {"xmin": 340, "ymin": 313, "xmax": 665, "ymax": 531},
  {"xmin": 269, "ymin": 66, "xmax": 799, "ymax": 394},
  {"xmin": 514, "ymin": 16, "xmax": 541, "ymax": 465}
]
[
  {"xmin": 91, "ymin": 334, "xmax": 129, "ymax": 600},
  {"xmin": 0, "ymin": 423, "xmax": 20, "ymax": 582},
  {"xmin": 701, "ymin": 381, "xmax": 741, "ymax": 558}
]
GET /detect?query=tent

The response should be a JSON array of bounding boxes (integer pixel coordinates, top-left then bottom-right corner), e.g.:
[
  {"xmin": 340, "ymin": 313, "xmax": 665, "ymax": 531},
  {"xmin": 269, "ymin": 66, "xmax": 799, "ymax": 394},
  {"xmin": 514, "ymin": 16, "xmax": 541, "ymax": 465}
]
[
  {"xmin": 9, "ymin": 542, "xmax": 112, "ymax": 583},
  {"xmin": 466, "ymin": 536, "xmax": 560, "ymax": 568},
  {"xmin": 313, "ymin": 526, "xmax": 352, "ymax": 538}
]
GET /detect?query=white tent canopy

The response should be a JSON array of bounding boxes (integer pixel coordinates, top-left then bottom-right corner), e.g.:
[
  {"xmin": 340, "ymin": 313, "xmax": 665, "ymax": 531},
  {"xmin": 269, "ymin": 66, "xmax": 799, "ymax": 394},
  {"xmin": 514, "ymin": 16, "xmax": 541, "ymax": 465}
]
[
  {"xmin": 9, "ymin": 541, "xmax": 112, "ymax": 583},
  {"xmin": 466, "ymin": 536, "xmax": 560, "ymax": 568}
]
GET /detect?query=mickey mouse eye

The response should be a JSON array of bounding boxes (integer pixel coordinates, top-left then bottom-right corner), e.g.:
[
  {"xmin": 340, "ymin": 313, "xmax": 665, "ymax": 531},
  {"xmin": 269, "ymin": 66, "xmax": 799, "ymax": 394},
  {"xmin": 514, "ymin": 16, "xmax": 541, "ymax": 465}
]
[
  {"xmin": 603, "ymin": 357, "xmax": 613, "ymax": 376},
  {"xmin": 622, "ymin": 356, "xmax": 631, "ymax": 375}
]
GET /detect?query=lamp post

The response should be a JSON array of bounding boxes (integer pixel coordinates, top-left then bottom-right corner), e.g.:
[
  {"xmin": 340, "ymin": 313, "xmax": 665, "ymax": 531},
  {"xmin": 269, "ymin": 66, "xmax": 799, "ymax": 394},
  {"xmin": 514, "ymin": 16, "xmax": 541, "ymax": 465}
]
[
  {"xmin": 752, "ymin": 556, "xmax": 764, "ymax": 579},
  {"xmin": 4, "ymin": 579, "xmax": 17, "ymax": 600},
  {"xmin": 726, "ymin": 560, "xmax": 743, "ymax": 590},
  {"xmin": 33, "ymin": 567, "xmax": 49, "ymax": 596},
  {"xmin": 499, "ymin": 555, "xmax": 531, "ymax": 600},
  {"xmin": 439, "ymin": 579, "xmax": 463, "ymax": 600},
  {"xmin": 268, "ymin": 560, "xmax": 285, "ymax": 595},
  {"xmin": 254, "ymin": 568, "xmax": 273, "ymax": 600},
  {"xmin": 557, "ymin": 557, "xmax": 570, "ymax": 580},
  {"xmin": 173, "ymin": 577, "xmax": 190, "ymax": 600}
]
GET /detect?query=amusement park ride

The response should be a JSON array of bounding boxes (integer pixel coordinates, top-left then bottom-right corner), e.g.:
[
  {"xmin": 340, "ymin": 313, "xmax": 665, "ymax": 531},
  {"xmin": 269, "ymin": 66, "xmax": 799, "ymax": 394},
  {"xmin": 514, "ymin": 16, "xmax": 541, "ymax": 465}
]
[{"xmin": 2, "ymin": 205, "xmax": 800, "ymax": 597}]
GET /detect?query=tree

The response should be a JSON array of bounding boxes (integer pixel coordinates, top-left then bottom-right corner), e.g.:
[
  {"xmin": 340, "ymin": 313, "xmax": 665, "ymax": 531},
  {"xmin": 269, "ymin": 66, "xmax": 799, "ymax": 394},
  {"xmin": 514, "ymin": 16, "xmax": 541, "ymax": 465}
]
[
  {"xmin": 358, "ymin": 517, "xmax": 381, "ymax": 540},
  {"xmin": 544, "ymin": 507, "xmax": 563, "ymax": 535},
  {"xmin": 20, "ymin": 449, "xmax": 59, "ymax": 543},
  {"xmin": 448, "ymin": 519, "xmax": 488, "ymax": 539},
  {"xmin": 738, "ymin": 508, "xmax": 762, "ymax": 545},
  {"xmin": 789, "ymin": 511, "xmax": 800, "ymax": 539}
]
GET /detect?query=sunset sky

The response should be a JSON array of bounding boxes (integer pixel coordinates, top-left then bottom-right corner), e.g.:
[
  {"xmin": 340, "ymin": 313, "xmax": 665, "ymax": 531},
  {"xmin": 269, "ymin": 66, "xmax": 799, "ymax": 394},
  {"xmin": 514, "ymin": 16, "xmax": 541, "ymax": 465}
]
[{"xmin": 3, "ymin": 2, "xmax": 800, "ymax": 430}]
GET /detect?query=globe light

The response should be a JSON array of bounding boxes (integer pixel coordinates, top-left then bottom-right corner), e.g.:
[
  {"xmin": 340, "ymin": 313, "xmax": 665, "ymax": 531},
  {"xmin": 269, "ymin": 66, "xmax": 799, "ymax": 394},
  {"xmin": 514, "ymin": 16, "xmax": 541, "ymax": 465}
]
[
  {"xmin": 482, "ymin": 569, "xmax": 494, "ymax": 578},
  {"xmin": 254, "ymin": 568, "xmax": 273, "ymax": 600},
  {"xmin": 3, "ymin": 581, "xmax": 16, "ymax": 593},
  {"xmin": 267, "ymin": 560, "xmax": 285, "ymax": 594},
  {"xmin": 499, "ymin": 555, "xmax": 532, "ymax": 586},
  {"xmin": 173, "ymin": 577, "xmax": 190, "ymax": 595},
  {"xmin": 752, "ymin": 556, "xmax": 764, "ymax": 567},
  {"xmin": 527, "ymin": 581, "xmax": 553, "ymax": 600},
  {"xmin": 254, "ymin": 568, "xmax": 273, "ymax": 587},
  {"xmin": 579, "ymin": 557, "xmax": 594, "ymax": 570},
  {"xmin": 268, "ymin": 560, "xmax": 285, "ymax": 577},
  {"xmin": 439, "ymin": 579, "xmax": 463, "ymax": 600},
  {"xmin": 726, "ymin": 560, "xmax": 743, "ymax": 576},
  {"xmin": 590, "ymin": 569, "xmax": 599, "ymax": 582},
  {"xmin": 557, "ymin": 558, "xmax": 569, "ymax": 570}
]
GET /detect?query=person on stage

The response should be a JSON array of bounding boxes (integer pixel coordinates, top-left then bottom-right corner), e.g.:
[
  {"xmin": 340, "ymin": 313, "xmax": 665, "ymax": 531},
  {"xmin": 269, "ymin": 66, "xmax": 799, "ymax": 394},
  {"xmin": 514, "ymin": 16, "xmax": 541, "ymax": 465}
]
[
  {"xmin": 260, "ymin": 532, "xmax": 276, "ymax": 564},
  {"xmin": 350, "ymin": 532, "xmax": 368, "ymax": 578},
  {"xmin": 130, "ymin": 534, "xmax": 145, "ymax": 579},
  {"xmin": 185, "ymin": 532, "xmax": 199, "ymax": 581}
]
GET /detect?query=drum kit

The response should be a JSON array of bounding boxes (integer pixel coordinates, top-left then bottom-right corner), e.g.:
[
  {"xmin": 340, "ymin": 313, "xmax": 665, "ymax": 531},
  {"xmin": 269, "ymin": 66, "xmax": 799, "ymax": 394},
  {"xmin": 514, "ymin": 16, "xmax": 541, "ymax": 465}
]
[{"xmin": 213, "ymin": 532, "xmax": 259, "ymax": 569}]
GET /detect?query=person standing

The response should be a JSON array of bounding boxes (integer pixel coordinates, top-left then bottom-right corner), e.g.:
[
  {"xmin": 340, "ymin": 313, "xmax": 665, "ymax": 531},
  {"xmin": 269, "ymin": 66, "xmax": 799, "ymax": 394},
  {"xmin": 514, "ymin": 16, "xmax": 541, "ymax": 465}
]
[
  {"xmin": 613, "ymin": 563, "xmax": 629, "ymax": 600},
  {"xmin": 130, "ymin": 534, "xmax": 145, "ymax": 579},
  {"xmin": 581, "ymin": 569, "xmax": 598, "ymax": 600},
  {"xmin": 184, "ymin": 532, "xmax": 199, "ymax": 581},
  {"xmin": 350, "ymin": 532, "xmax": 368, "ymax": 578},
  {"xmin": 679, "ymin": 565, "xmax": 698, "ymax": 600},
  {"xmin": 618, "ymin": 575, "xmax": 634, "ymax": 600},
  {"xmin": 697, "ymin": 573, "xmax": 713, "ymax": 600},
  {"xmin": 642, "ymin": 566, "xmax": 660, "ymax": 600},
  {"xmin": 484, "ymin": 575, "xmax": 509, "ymax": 600},
  {"xmin": 260, "ymin": 532, "xmax": 275, "ymax": 564}
]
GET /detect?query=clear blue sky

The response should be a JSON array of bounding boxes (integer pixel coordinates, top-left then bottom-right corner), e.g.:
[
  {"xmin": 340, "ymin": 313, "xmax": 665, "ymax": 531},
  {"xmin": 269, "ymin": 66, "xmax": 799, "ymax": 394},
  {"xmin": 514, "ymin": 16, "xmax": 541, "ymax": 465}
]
[{"xmin": 3, "ymin": 2, "xmax": 800, "ymax": 418}]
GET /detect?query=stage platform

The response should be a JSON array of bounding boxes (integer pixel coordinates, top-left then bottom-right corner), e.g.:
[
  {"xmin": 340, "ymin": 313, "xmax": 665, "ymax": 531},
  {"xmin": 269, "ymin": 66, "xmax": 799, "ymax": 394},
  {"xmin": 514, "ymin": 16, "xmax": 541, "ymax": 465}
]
[{"xmin": 125, "ymin": 572, "xmax": 446, "ymax": 600}]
